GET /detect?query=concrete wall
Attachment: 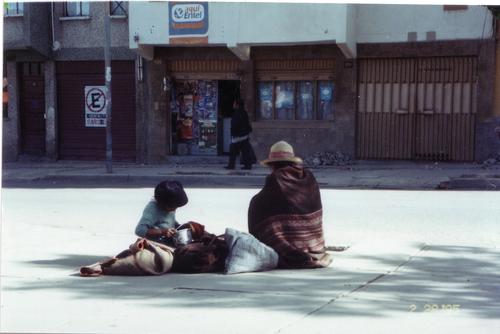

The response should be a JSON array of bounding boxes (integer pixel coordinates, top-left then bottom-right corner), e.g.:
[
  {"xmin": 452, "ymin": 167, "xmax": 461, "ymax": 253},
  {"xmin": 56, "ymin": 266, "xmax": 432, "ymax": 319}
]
[
  {"xmin": 3, "ymin": 2, "xmax": 51, "ymax": 57},
  {"xmin": 356, "ymin": 5, "xmax": 494, "ymax": 43},
  {"xmin": 476, "ymin": 21, "xmax": 500, "ymax": 161},
  {"xmin": 129, "ymin": 3, "xmax": 491, "ymax": 49},
  {"xmin": 53, "ymin": 1, "xmax": 135, "ymax": 60},
  {"xmin": 142, "ymin": 60, "xmax": 168, "ymax": 163},
  {"xmin": 25, "ymin": 2, "xmax": 51, "ymax": 58},
  {"xmin": 44, "ymin": 61, "xmax": 58, "ymax": 161},
  {"xmin": 2, "ymin": 62, "xmax": 20, "ymax": 162},
  {"xmin": 495, "ymin": 22, "xmax": 500, "ymax": 118},
  {"xmin": 129, "ymin": 2, "xmax": 351, "ymax": 48},
  {"xmin": 3, "ymin": 16, "xmax": 25, "ymax": 49},
  {"xmin": 215, "ymin": 2, "xmax": 349, "ymax": 46}
]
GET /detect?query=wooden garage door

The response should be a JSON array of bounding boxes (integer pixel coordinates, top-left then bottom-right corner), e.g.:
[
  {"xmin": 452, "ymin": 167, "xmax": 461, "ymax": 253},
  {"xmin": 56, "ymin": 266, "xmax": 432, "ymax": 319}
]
[
  {"xmin": 57, "ymin": 61, "xmax": 136, "ymax": 161},
  {"xmin": 357, "ymin": 57, "xmax": 477, "ymax": 161}
]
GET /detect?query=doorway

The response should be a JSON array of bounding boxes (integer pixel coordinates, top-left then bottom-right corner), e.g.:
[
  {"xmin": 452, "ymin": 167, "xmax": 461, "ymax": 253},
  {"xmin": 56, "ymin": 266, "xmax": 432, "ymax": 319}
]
[
  {"xmin": 20, "ymin": 62, "xmax": 46, "ymax": 155},
  {"xmin": 218, "ymin": 80, "xmax": 240, "ymax": 155},
  {"xmin": 171, "ymin": 79, "xmax": 240, "ymax": 156}
]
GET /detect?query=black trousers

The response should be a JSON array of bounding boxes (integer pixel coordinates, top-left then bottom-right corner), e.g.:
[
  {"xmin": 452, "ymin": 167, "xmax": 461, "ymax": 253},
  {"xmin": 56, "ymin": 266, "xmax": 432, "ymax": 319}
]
[{"xmin": 228, "ymin": 139, "xmax": 256, "ymax": 168}]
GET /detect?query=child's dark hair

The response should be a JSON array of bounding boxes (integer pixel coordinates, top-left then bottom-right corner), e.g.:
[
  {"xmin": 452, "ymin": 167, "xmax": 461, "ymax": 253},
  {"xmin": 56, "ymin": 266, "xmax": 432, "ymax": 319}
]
[{"xmin": 154, "ymin": 180, "xmax": 188, "ymax": 208}]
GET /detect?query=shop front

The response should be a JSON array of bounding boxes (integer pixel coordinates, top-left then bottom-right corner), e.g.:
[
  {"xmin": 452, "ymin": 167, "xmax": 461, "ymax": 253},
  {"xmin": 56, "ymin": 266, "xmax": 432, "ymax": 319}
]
[
  {"xmin": 164, "ymin": 56, "xmax": 243, "ymax": 157},
  {"xmin": 170, "ymin": 79, "xmax": 240, "ymax": 156}
]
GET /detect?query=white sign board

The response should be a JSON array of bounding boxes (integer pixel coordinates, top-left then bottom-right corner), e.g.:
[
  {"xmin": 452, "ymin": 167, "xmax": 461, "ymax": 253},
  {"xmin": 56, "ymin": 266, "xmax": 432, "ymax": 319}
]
[{"xmin": 85, "ymin": 86, "xmax": 108, "ymax": 127}]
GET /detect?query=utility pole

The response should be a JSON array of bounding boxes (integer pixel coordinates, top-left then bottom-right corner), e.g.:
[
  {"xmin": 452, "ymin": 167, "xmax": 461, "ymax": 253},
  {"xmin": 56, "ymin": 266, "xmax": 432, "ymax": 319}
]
[{"xmin": 104, "ymin": 2, "xmax": 112, "ymax": 173}]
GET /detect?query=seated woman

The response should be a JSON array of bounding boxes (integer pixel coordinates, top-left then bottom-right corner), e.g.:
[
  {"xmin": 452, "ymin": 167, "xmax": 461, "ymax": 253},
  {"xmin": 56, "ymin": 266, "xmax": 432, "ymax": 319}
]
[{"xmin": 248, "ymin": 141, "xmax": 332, "ymax": 269}]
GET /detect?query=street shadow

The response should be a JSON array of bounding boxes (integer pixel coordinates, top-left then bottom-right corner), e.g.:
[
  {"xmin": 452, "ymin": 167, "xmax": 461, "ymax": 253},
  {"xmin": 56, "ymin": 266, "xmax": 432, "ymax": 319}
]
[
  {"xmin": 31, "ymin": 255, "xmax": 111, "ymax": 269},
  {"xmin": 5, "ymin": 245, "xmax": 500, "ymax": 319}
]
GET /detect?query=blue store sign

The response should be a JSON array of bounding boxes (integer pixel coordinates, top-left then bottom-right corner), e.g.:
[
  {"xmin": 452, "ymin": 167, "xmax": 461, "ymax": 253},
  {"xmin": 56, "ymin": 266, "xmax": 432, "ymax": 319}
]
[{"xmin": 169, "ymin": 2, "xmax": 209, "ymax": 44}]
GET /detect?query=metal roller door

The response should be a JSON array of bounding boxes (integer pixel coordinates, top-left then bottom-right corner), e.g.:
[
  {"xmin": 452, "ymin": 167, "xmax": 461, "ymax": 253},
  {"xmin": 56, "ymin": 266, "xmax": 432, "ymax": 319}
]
[
  {"xmin": 57, "ymin": 61, "xmax": 136, "ymax": 161},
  {"xmin": 357, "ymin": 57, "xmax": 478, "ymax": 161}
]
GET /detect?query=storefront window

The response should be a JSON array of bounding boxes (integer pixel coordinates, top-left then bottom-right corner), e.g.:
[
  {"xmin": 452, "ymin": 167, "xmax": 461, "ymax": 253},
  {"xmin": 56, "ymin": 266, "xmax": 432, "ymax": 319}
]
[
  {"xmin": 318, "ymin": 81, "xmax": 334, "ymax": 120},
  {"xmin": 110, "ymin": 1, "xmax": 127, "ymax": 16},
  {"xmin": 4, "ymin": 2, "xmax": 24, "ymax": 16},
  {"xmin": 257, "ymin": 79, "xmax": 334, "ymax": 121},
  {"xmin": 297, "ymin": 81, "xmax": 314, "ymax": 120},
  {"xmin": 275, "ymin": 81, "xmax": 295, "ymax": 120},
  {"xmin": 257, "ymin": 82, "xmax": 273, "ymax": 120}
]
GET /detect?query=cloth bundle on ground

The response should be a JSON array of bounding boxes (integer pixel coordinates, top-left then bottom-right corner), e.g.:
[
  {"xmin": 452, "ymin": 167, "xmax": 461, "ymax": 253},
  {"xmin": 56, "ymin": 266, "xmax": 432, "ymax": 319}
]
[
  {"xmin": 224, "ymin": 228, "xmax": 279, "ymax": 274},
  {"xmin": 171, "ymin": 233, "xmax": 228, "ymax": 273},
  {"xmin": 248, "ymin": 165, "xmax": 333, "ymax": 269},
  {"xmin": 80, "ymin": 222, "xmax": 207, "ymax": 276},
  {"xmin": 80, "ymin": 238, "xmax": 174, "ymax": 276}
]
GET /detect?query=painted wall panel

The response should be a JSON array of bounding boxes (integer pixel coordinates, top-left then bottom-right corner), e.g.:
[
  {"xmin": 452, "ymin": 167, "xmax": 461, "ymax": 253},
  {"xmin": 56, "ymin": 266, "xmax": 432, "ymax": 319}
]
[{"xmin": 356, "ymin": 5, "xmax": 493, "ymax": 43}]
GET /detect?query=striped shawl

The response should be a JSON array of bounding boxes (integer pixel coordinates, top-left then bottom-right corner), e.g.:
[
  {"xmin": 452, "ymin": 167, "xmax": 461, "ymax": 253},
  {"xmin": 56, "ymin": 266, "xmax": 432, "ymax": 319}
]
[{"xmin": 248, "ymin": 166, "xmax": 332, "ymax": 269}]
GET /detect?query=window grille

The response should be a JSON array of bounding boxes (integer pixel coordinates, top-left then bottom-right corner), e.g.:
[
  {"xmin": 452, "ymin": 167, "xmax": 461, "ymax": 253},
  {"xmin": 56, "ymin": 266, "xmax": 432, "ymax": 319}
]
[{"xmin": 110, "ymin": 1, "xmax": 127, "ymax": 16}]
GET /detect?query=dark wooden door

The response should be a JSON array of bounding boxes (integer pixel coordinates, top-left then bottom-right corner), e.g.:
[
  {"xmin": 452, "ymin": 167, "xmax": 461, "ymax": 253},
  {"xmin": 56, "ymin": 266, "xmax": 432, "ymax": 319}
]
[{"xmin": 20, "ymin": 74, "xmax": 46, "ymax": 155}]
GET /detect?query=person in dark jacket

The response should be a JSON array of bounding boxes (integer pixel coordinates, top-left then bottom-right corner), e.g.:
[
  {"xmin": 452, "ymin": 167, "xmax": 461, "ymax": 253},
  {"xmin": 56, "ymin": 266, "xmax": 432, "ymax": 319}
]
[{"xmin": 225, "ymin": 98, "xmax": 256, "ymax": 170}]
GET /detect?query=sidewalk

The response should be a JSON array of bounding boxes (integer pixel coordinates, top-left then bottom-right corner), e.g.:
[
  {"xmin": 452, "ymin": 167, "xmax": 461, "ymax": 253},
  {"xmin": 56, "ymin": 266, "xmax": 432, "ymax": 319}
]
[{"xmin": 2, "ymin": 158, "xmax": 500, "ymax": 189}]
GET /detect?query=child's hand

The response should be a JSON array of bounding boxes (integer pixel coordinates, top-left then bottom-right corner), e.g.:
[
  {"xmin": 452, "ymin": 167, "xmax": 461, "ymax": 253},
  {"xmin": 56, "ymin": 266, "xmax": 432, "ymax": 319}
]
[{"xmin": 162, "ymin": 228, "xmax": 176, "ymax": 238}]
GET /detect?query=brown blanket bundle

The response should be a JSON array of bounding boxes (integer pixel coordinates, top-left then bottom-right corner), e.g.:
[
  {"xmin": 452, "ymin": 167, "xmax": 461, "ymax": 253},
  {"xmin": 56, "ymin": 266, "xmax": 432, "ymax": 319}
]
[
  {"xmin": 80, "ymin": 238, "xmax": 174, "ymax": 276},
  {"xmin": 248, "ymin": 165, "xmax": 332, "ymax": 269},
  {"xmin": 80, "ymin": 222, "xmax": 226, "ymax": 276}
]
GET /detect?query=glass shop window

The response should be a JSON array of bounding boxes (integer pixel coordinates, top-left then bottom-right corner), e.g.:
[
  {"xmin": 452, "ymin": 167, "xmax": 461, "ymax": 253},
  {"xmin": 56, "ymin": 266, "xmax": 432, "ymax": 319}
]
[
  {"xmin": 257, "ymin": 80, "xmax": 334, "ymax": 121},
  {"xmin": 4, "ymin": 2, "xmax": 24, "ymax": 16},
  {"xmin": 257, "ymin": 82, "xmax": 274, "ymax": 120},
  {"xmin": 275, "ymin": 81, "xmax": 295, "ymax": 120}
]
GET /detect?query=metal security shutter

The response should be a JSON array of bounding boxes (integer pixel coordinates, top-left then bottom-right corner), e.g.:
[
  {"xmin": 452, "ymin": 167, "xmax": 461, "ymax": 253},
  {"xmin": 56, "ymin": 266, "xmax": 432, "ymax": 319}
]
[
  {"xmin": 415, "ymin": 57, "xmax": 477, "ymax": 161},
  {"xmin": 357, "ymin": 58, "xmax": 415, "ymax": 160},
  {"xmin": 57, "ymin": 61, "xmax": 136, "ymax": 161},
  {"xmin": 357, "ymin": 57, "xmax": 477, "ymax": 161}
]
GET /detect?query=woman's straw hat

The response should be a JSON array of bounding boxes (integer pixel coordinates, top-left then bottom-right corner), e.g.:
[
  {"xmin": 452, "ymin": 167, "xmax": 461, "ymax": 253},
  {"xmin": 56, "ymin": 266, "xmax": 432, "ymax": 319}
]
[{"xmin": 260, "ymin": 140, "xmax": 303, "ymax": 166}]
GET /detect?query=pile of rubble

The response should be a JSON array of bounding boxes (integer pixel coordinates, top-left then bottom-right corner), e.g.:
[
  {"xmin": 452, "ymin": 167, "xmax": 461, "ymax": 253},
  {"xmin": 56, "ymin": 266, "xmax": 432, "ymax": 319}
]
[
  {"xmin": 482, "ymin": 153, "xmax": 500, "ymax": 167},
  {"xmin": 303, "ymin": 151, "xmax": 354, "ymax": 167}
]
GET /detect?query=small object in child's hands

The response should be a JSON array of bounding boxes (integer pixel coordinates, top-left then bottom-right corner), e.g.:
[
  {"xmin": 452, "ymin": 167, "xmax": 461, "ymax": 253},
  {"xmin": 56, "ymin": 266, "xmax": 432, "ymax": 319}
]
[{"xmin": 174, "ymin": 227, "xmax": 193, "ymax": 246}]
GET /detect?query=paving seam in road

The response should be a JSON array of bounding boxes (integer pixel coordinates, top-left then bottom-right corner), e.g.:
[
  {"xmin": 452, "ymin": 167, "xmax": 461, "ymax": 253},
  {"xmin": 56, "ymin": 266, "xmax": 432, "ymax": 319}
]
[{"xmin": 273, "ymin": 243, "xmax": 429, "ymax": 334}]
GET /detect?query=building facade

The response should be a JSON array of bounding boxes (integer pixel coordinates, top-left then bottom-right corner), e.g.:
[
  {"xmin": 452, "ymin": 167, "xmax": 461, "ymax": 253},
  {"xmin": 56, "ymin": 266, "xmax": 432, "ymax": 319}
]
[
  {"xmin": 3, "ymin": 1, "xmax": 137, "ymax": 162},
  {"xmin": 3, "ymin": 2, "xmax": 498, "ymax": 163}
]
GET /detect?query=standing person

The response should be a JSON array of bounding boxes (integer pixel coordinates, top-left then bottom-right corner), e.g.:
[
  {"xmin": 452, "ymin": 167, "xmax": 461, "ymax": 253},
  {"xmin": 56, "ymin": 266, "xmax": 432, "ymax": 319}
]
[
  {"xmin": 247, "ymin": 141, "xmax": 332, "ymax": 269},
  {"xmin": 225, "ymin": 98, "xmax": 256, "ymax": 170}
]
